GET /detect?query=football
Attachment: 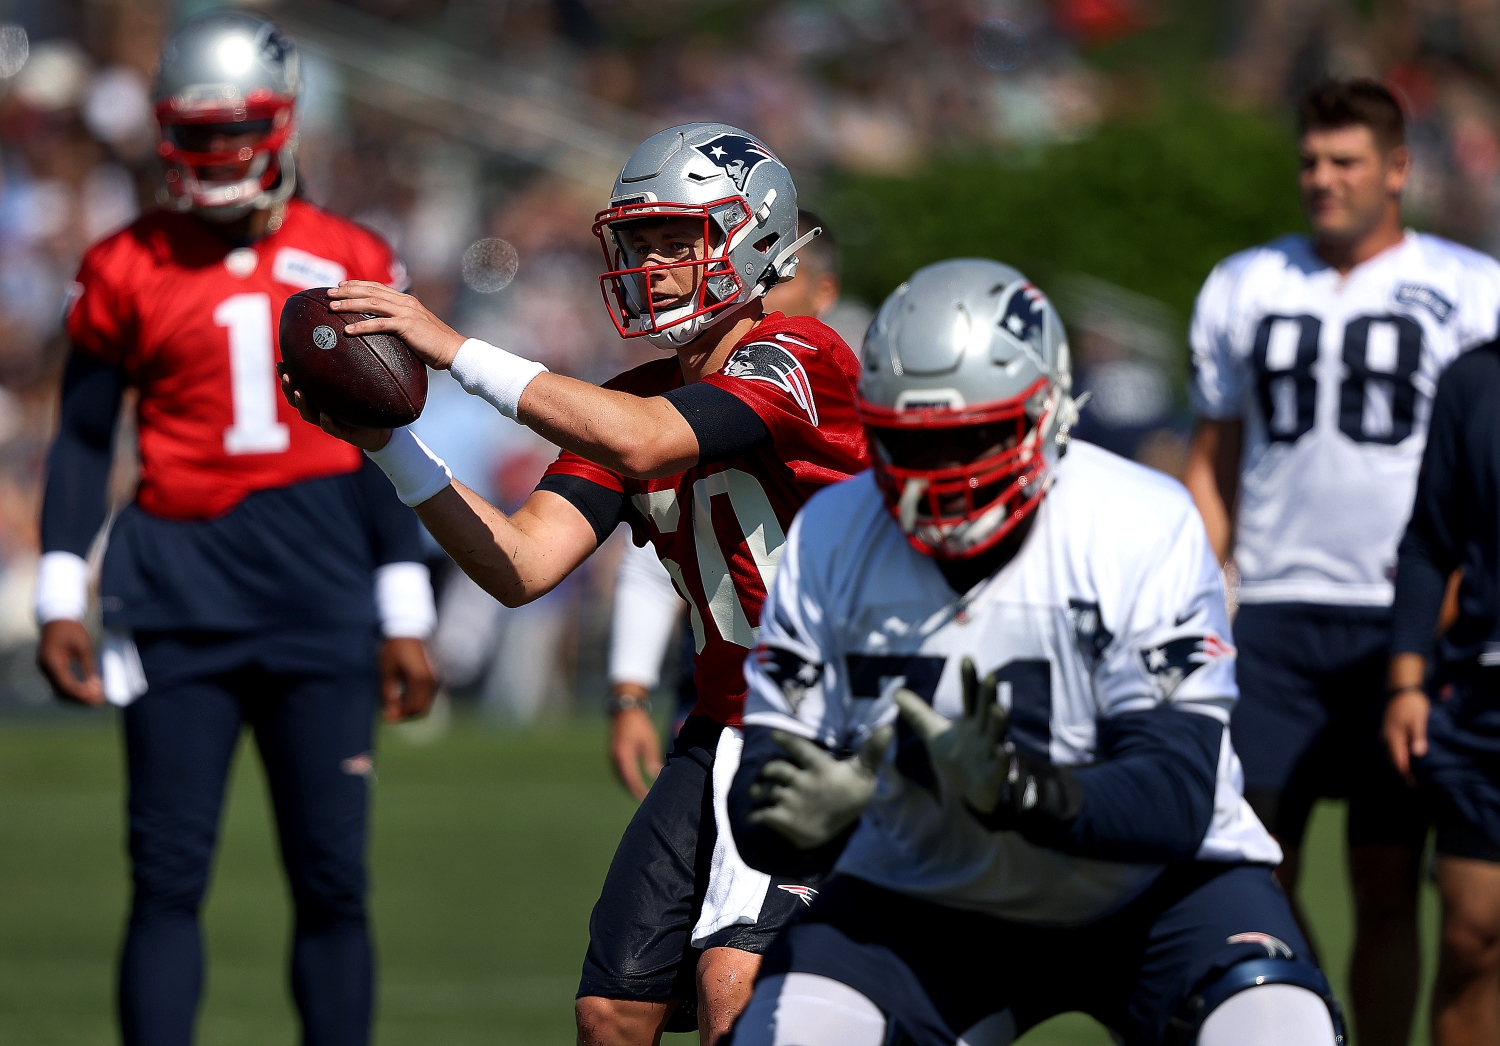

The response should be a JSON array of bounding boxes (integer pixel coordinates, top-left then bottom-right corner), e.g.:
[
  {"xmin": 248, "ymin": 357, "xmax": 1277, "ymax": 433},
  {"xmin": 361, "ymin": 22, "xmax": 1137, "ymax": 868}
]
[{"xmin": 278, "ymin": 287, "xmax": 427, "ymax": 429}]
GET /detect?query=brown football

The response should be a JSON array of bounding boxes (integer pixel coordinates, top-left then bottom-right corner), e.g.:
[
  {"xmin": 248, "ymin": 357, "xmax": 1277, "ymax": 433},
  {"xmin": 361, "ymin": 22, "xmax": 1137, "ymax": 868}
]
[{"xmin": 278, "ymin": 287, "xmax": 427, "ymax": 429}]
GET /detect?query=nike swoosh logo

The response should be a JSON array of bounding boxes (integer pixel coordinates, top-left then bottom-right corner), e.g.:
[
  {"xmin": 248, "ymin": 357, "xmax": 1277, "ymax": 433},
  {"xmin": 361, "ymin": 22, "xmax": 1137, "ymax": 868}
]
[{"xmin": 1175, "ymin": 608, "xmax": 1198, "ymax": 627}]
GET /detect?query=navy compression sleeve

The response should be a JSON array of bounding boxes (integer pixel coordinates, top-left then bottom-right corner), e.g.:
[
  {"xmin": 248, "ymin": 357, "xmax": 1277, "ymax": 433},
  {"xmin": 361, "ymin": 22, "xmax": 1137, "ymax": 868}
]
[
  {"xmin": 356, "ymin": 457, "xmax": 426, "ymax": 565},
  {"xmin": 976, "ymin": 705, "xmax": 1222, "ymax": 863},
  {"xmin": 1391, "ymin": 365, "xmax": 1468, "ymax": 658},
  {"xmin": 729, "ymin": 724, "xmax": 855, "ymax": 879},
  {"xmin": 40, "ymin": 352, "xmax": 124, "ymax": 556},
  {"xmin": 662, "ymin": 382, "xmax": 770, "ymax": 464}
]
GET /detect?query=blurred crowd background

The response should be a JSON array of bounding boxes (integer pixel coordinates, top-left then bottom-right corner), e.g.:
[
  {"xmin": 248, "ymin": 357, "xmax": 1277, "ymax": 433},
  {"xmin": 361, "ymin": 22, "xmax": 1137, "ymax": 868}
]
[{"xmin": 0, "ymin": 0, "xmax": 1496, "ymax": 719}]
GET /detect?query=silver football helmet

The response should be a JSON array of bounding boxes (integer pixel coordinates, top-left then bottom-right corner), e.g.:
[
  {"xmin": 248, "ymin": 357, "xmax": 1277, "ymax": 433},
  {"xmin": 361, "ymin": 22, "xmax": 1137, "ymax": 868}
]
[
  {"xmin": 859, "ymin": 258, "xmax": 1078, "ymax": 560},
  {"xmin": 153, "ymin": 10, "xmax": 299, "ymax": 220},
  {"xmin": 594, "ymin": 122, "xmax": 816, "ymax": 348}
]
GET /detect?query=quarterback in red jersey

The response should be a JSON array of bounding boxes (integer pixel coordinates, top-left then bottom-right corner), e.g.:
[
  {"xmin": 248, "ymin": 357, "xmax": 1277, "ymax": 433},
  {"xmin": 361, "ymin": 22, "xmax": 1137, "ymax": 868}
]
[
  {"xmin": 36, "ymin": 14, "xmax": 433, "ymax": 1046},
  {"xmin": 284, "ymin": 122, "xmax": 869, "ymax": 1045}
]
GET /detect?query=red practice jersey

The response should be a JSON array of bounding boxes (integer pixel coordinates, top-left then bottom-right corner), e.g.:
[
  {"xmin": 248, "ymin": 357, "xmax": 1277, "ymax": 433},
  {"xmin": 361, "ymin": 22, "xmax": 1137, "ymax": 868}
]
[
  {"xmin": 545, "ymin": 313, "xmax": 870, "ymax": 725},
  {"xmin": 65, "ymin": 199, "xmax": 407, "ymax": 521}
]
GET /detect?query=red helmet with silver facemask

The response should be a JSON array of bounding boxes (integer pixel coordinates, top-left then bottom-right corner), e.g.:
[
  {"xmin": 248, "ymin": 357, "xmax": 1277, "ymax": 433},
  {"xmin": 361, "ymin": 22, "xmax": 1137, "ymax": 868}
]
[
  {"xmin": 858, "ymin": 259, "xmax": 1078, "ymax": 560},
  {"xmin": 152, "ymin": 11, "xmax": 299, "ymax": 220}
]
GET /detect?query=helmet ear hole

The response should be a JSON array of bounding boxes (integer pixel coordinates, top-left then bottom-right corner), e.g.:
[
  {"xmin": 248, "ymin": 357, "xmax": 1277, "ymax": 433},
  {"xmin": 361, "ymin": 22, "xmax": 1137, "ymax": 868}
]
[{"xmin": 753, "ymin": 232, "xmax": 779, "ymax": 255}]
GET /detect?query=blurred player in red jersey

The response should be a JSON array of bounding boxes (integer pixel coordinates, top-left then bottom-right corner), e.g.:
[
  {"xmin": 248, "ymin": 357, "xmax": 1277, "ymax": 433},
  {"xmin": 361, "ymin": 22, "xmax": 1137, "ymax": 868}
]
[
  {"xmin": 35, "ymin": 13, "xmax": 435, "ymax": 1046},
  {"xmin": 284, "ymin": 123, "xmax": 869, "ymax": 1045}
]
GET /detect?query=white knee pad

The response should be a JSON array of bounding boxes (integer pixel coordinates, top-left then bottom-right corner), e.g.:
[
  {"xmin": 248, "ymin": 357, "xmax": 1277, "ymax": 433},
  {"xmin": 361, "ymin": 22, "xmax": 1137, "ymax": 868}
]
[
  {"xmin": 1196, "ymin": 983, "xmax": 1339, "ymax": 1046},
  {"xmin": 733, "ymin": 973, "xmax": 887, "ymax": 1046}
]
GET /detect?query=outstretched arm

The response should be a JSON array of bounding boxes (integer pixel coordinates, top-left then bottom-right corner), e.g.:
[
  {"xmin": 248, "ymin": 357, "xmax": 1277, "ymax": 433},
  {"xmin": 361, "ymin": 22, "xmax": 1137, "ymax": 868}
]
[{"xmin": 323, "ymin": 281, "xmax": 704, "ymax": 478}]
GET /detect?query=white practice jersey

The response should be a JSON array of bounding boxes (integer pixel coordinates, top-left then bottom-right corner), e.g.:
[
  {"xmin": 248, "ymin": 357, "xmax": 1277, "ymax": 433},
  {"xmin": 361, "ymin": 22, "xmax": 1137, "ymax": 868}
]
[
  {"xmin": 1191, "ymin": 231, "xmax": 1500, "ymax": 606},
  {"xmin": 743, "ymin": 442, "xmax": 1280, "ymax": 926}
]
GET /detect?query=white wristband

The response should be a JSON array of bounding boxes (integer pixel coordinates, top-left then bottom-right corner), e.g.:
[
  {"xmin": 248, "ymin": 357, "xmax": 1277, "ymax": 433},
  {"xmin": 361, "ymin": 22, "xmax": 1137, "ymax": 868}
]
[
  {"xmin": 35, "ymin": 550, "xmax": 89, "ymax": 624},
  {"xmin": 376, "ymin": 561, "xmax": 437, "ymax": 639},
  {"xmin": 450, "ymin": 338, "xmax": 548, "ymax": 420},
  {"xmin": 366, "ymin": 428, "xmax": 452, "ymax": 507}
]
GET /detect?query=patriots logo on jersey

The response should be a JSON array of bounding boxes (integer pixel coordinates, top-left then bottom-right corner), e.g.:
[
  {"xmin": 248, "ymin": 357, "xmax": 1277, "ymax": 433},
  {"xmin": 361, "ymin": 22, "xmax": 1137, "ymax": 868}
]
[
  {"xmin": 999, "ymin": 283, "xmax": 1050, "ymax": 351},
  {"xmin": 694, "ymin": 133, "xmax": 778, "ymax": 191},
  {"xmin": 777, "ymin": 884, "xmax": 818, "ymax": 905},
  {"xmin": 1068, "ymin": 599, "xmax": 1113, "ymax": 669},
  {"xmin": 750, "ymin": 642, "xmax": 822, "ymax": 714},
  {"xmin": 722, "ymin": 341, "xmax": 819, "ymax": 425},
  {"xmin": 1139, "ymin": 633, "xmax": 1233, "ymax": 698},
  {"xmin": 1395, "ymin": 282, "xmax": 1453, "ymax": 323}
]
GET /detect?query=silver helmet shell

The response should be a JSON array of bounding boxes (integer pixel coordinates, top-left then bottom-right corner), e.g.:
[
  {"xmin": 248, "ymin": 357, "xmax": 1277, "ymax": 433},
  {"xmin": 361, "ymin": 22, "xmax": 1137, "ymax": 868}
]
[
  {"xmin": 859, "ymin": 258, "xmax": 1077, "ymax": 559},
  {"xmin": 153, "ymin": 10, "xmax": 299, "ymax": 220},
  {"xmin": 594, "ymin": 122, "xmax": 807, "ymax": 348}
]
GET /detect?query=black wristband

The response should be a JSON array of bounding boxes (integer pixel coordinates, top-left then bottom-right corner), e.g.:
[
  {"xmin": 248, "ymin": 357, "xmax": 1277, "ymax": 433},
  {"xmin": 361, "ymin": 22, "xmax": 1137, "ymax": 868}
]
[
  {"xmin": 606, "ymin": 694, "xmax": 653, "ymax": 716},
  {"xmin": 1388, "ymin": 684, "xmax": 1426, "ymax": 700}
]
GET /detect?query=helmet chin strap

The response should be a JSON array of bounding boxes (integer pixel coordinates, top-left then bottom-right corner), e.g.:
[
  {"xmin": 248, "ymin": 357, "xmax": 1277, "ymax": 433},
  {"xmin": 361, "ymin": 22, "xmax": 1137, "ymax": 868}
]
[{"xmin": 897, "ymin": 477, "xmax": 927, "ymax": 534}]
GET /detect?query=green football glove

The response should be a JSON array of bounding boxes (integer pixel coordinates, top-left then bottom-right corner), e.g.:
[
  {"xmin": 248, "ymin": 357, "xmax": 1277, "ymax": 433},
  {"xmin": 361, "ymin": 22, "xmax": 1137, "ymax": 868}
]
[
  {"xmin": 747, "ymin": 726, "xmax": 894, "ymax": 849},
  {"xmin": 893, "ymin": 656, "xmax": 1011, "ymax": 814}
]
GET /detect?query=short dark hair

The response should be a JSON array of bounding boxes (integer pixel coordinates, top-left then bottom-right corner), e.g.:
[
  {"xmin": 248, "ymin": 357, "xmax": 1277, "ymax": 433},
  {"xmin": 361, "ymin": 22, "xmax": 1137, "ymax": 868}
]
[
  {"xmin": 1298, "ymin": 79, "xmax": 1405, "ymax": 151},
  {"xmin": 796, "ymin": 209, "xmax": 838, "ymax": 277}
]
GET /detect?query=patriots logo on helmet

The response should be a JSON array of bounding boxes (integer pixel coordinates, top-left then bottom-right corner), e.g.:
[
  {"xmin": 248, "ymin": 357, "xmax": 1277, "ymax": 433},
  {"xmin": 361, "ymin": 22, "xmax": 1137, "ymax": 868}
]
[
  {"xmin": 722, "ymin": 341, "xmax": 818, "ymax": 425},
  {"xmin": 694, "ymin": 133, "xmax": 777, "ymax": 192},
  {"xmin": 777, "ymin": 884, "xmax": 818, "ymax": 906},
  {"xmin": 1140, "ymin": 633, "xmax": 1234, "ymax": 699},
  {"xmin": 999, "ymin": 283, "xmax": 1050, "ymax": 351}
]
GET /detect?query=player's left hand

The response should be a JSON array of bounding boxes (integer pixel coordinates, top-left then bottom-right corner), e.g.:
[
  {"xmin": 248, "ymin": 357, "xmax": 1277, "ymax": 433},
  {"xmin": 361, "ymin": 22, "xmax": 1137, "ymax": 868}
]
[
  {"xmin": 278, "ymin": 365, "xmax": 393, "ymax": 452},
  {"xmin": 894, "ymin": 657, "xmax": 1011, "ymax": 814},
  {"xmin": 748, "ymin": 725, "xmax": 893, "ymax": 849},
  {"xmin": 379, "ymin": 637, "xmax": 438, "ymax": 723},
  {"xmin": 1384, "ymin": 688, "xmax": 1431, "ymax": 786},
  {"xmin": 327, "ymin": 281, "xmax": 467, "ymax": 370}
]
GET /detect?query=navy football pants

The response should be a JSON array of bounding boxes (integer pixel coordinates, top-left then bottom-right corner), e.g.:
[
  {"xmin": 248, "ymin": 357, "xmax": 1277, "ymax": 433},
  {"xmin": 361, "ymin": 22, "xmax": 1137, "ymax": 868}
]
[{"xmin": 118, "ymin": 632, "xmax": 378, "ymax": 1046}]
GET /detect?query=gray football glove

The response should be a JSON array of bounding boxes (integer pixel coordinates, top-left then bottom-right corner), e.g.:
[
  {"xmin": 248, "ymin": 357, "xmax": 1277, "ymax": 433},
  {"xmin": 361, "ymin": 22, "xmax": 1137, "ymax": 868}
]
[
  {"xmin": 893, "ymin": 656, "xmax": 1011, "ymax": 814},
  {"xmin": 747, "ymin": 726, "xmax": 894, "ymax": 849}
]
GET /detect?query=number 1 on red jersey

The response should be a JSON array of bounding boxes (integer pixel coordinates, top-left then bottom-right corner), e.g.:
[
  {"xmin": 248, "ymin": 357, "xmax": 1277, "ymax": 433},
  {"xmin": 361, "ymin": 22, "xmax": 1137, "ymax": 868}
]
[{"xmin": 215, "ymin": 292, "xmax": 291, "ymax": 455}]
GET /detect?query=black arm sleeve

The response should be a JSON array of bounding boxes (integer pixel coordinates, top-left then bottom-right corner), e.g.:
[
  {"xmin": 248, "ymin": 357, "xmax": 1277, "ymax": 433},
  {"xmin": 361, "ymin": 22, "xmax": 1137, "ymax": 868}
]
[
  {"xmin": 662, "ymin": 382, "xmax": 770, "ymax": 464},
  {"xmin": 975, "ymin": 705, "xmax": 1223, "ymax": 864},
  {"xmin": 40, "ymin": 352, "xmax": 125, "ymax": 556},
  {"xmin": 728, "ymin": 724, "xmax": 854, "ymax": 879},
  {"xmin": 534, "ymin": 473, "xmax": 627, "ymax": 547},
  {"xmin": 1391, "ymin": 364, "xmax": 1468, "ymax": 658},
  {"xmin": 356, "ymin": 457, "xmax": 426, "ymax": 565}
]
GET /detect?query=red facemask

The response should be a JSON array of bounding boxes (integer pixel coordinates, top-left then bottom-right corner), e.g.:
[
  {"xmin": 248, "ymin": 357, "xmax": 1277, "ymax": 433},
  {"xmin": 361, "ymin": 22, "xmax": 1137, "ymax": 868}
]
[
  {"xmin": 593, "ymin": 198, "xmax": 751, "ymax": 341},
  {"xmin": 862, "ymin": 376, "xmax": 1055, "ymax": 560},
  {"xmin": 155, "ymin": 89, "xmax": 295, "ymax": 212}
]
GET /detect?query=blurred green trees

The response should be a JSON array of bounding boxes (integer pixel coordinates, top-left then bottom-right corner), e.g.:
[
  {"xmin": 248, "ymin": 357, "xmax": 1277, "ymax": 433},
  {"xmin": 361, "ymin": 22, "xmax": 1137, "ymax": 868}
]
[{"xmin": 817, "ymin": 103, "xmax": 1306, "ymax": 324}]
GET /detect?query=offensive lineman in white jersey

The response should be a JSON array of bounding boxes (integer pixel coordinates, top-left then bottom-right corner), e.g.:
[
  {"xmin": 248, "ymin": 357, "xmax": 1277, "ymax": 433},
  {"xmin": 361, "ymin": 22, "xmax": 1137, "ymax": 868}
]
[
  {"xmin": 724, "ymin": 259, "xmax": 1343, "ymax": 1046},
  {"xmin": 1185, "ymin": 79, "xmax": 1500, "ymax": 1046}
]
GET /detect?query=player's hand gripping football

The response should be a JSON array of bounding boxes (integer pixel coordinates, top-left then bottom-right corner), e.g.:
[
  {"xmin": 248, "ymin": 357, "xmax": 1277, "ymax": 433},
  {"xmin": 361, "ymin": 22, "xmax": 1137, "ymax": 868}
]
[
  {"xmin": 278, "ymin": 366, "xmax": 393, "ymax": 452},
  {"xmin": 747, "ymin": 725, "xmax": 894, "ymax": 849},
  {"xmin": 327, "ymin": 281, "xmax": 466, "ymax": 370},
  {"xmin": 894, "ymin": 657, "xmax": 1011, "ymax": 814}
]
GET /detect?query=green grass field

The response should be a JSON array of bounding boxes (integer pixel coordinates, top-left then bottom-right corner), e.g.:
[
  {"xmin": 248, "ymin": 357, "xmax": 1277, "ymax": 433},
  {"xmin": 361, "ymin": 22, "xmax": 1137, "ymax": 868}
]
[{"xmin": 0, "ymin": 714, "xmax": 1442, "ymax": 1045}]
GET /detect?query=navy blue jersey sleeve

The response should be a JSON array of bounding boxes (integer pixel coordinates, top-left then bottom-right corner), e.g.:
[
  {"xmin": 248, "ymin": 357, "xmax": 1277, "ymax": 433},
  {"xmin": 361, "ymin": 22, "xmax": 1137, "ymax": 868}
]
[
  {"xmin": 41, "ymin": 351, "xmax": 125, "ymax": 555},
  {"xmin": 355, "ymin": 457, "xmax": 425, "ymax": 565},
  {"xmin": 729, "ymin": 724, "xmax": 853, "ymax": 879},
  {"xmin": 1391, "ymin": 362, "xmax": 1469, "ymax": 658},
  {"xmin": 975, "ymin": 706, "xmax": 1222, "ymax": 864}
]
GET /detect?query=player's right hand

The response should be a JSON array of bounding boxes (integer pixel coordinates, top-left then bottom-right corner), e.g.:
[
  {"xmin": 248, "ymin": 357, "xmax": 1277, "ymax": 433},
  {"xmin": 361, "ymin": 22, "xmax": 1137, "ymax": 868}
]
[
  {"xmin": 747, "ymin": 725, "xmax": 893, "ymax": 849},
  {"xmin": 278, "ymin": 366, "xmax": 392, "ymax": 452},
  {"xmin": 609, "ymin": 696, "xmax": 664, "ymax": 801},
  {"xmin": 894, "ymin": 656, "xmax": 1010, "ymax": 814},
  {"xmin": 37, "ymin": 619, "xmax": 105, "ymax": 706},
  {"xmin": 1384, "ymin": 688, "xmax": 1430, "ymax": 786}
]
